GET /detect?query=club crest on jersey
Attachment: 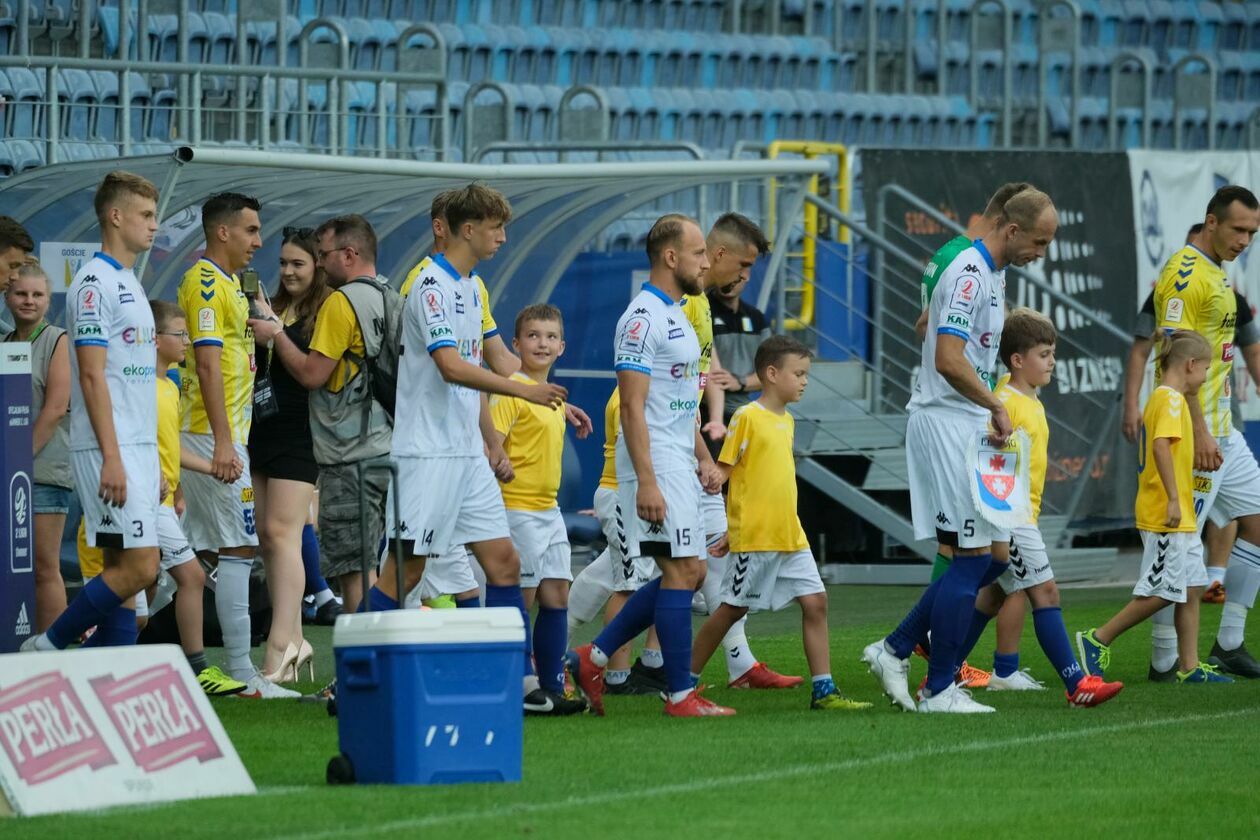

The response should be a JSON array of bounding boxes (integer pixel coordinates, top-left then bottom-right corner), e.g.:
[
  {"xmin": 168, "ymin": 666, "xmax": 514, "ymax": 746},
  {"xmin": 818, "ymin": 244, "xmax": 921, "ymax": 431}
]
[
  {"xmin": 968, "ymin": 429, "xmax": 1032, "ymax": 530},
  {"xmin": 618, "ymin": 315, "xmax": 649, "ymax": 354},
  {"xmin": 949, "ymin": 277, "xmax": 978, "ymax": 312},
  {"xmin": 77, "ymin": 286, "xmax": 100, "ymax": 320},
  {"xmin": 422, "ymin": 288, "xmax": 448, "ymax": 326}
]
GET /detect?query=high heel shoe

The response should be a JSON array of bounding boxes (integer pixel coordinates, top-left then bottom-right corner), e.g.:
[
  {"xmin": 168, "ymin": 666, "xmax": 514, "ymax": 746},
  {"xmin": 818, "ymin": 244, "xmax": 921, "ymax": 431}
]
[
  {"xmin": 294, "ymin": 639, "xmax": 315, "ymax": 682},
  {"xmin": 261, "ymin": 642, "xmax": 299, "ymax": 683}
]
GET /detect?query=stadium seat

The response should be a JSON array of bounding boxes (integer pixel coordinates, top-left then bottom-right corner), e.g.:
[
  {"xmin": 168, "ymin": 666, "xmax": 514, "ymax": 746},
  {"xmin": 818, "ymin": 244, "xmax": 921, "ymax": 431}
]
[
  {"xmin": 0, "ymin": 141, "xmax": 15, "ymax": 178},
  {"xmin": 4, "ymin": 138, "xmax": 44, "ymax": 172},
  {"xmin": 4, "ymin": 67, "xmax": 45, "ymax": 139},
  {"xmin": 1195, "ymin": 0, "xmax": 1223, "ymax": 52},
  {"xmin": 56, "ymin": 68, "xmax": 98, "ymax": 141},
  {"xmin": 1218, "ymin": 0, "xmax": 1247, "ymax": 50}
]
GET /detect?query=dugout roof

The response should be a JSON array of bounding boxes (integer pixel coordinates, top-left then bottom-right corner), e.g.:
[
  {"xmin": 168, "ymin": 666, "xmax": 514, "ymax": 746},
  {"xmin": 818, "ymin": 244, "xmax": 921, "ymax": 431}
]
[{"xmin": 0, "ymin": 146, "xmax": 828, "ymax": 318}]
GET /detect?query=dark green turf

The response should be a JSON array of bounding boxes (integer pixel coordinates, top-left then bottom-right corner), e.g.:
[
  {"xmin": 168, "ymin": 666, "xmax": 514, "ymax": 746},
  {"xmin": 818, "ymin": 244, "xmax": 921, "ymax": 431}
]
[{"xmin": 9, "ymin": 585, "xmax": 1260, "ymax": 838}]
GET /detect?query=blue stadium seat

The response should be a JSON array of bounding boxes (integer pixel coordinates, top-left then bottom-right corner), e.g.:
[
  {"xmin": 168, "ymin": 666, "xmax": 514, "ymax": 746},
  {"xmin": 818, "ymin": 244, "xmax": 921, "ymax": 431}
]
[
  {"xmin": 1074, "ymin": 0, "xmax": 1101, "ymax": 46},
  {"xmin": 1167, "ymin": 1, "xmax": 1200, "ymax": 51},
  {"xmin": 90, "ymin": 70, "xmax": 150, "ymax": 143},
  {"xmin": 1147, "ymin": 0, "xmax": 1175, "ymax": 51},
  {"xmin": 4, "ymin": 139, "xmax": 44, "ymax": 173},
  {"xmin": 0, "ymin": 141, "xmax": 15, "ymax": 178},
  {"xmin": 55, "ymin": 68, "xmax": 98, "ymax": 141},
  {"xmin": 1195, "ymin": 0, "xmax": 1223, "ymax": 52},
  {"xmin": 1095, "ymin": 0, "xmax": 1123, "ymax": 47},
  {"xmin": 4, "ymin": 67, "xmax": 45, "ymax": 138},
  {"xmin": 1118, "ymin": 0, "xmax": 1149, "ymax": 48},
  {"xmin": 1219, "ymin": 0, "xmax": 1247, "ymax": 50},
  {"xmin": 1218, "ymin": 51, "xmax": 1245, "ymax": 102}
]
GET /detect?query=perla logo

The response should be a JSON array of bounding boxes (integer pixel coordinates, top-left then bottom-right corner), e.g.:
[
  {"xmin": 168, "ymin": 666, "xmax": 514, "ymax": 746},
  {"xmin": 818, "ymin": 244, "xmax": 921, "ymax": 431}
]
[{"xmin": 669, "ymin": 398, "xmax": 699, "ymax": 412}]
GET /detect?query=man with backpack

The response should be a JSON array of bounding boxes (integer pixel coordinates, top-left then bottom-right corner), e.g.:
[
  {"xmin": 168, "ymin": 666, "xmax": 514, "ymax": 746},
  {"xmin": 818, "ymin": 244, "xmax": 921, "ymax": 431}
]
[{"xmin": 250, "ymin": 214, "xmax": 399, "ymax": 614}]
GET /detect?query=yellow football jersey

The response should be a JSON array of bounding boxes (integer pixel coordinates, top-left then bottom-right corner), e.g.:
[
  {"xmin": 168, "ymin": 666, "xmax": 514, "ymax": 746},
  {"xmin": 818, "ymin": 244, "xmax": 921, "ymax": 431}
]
[
  {"xmin": 1154, "ymin": 244, "xmax": 1236, "ymax": 438},
  {"xmin": 78, "ymin": 517, "xmax": 103, "ymax": 579},
  {"xmin": 490, "ymin": 372, "xmax": 566, "ymax": 511},
  {"xmin": 681, "ymin": 292, "xmax": 714, "ymax": 388},
  {"xmin": 177, "ymin": 258, "xmax": 255, "ymax": 442},
  {"xmin": 598, "ymin": 388, "xmax": 620, "ymax": 491},
  {"xmin": 401, "ymin": 256, "xmax": 499, "ymax": 338},
  {"xmin": 157, "ymin": 375, "xmax": 180, "ymax": 507},
  {"xmin": 719, "ymin": 401, "xmax": 808, "ymax": 552},
  {"xmin": 996, "ymin": 382, "xmax": 1048, "ymax": 522},
  {"xmin": 1135, "ymin": 385, "xmax": 1196, "ymax": 533}
]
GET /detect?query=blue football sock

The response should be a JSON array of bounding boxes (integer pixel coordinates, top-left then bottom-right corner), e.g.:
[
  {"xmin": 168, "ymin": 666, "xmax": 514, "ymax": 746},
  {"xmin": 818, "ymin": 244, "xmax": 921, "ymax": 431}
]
[
  {"xmin": 533, "ymin": 606, "xmax": 568, "ymax": 693},
  {"xmin": 593, "ymin": 577, "xmax": 662, "ymax": 656},
  {"xmin": 486, "ymin": 584, "xmax": 535, "ymax": 677},
  {"xmin": 925, "ymin": 553, "xmax": 989, "ymax": 695},
  {"xmin": 108, "ymin": 607, "xmax": 139, "ymax": 647},
  {"xmin": 301, "ymin": 524, "xmax": 329, "ymax": 596},
  {"xmin": 367, "ymin": 586, "xmax": 398, "ymax": 612},
  {"xmin": 993, "ymin": 651, "xmax": 1020, "ymax": 679},
  {"xmin": 979, "ymin": 559, "xmax": 1008, "ymax": 589},
  {"xmin": 886, "ymin": 576, "xmax": 943, "ymax": 659},
  {"xmin": 1033, "ymin": 606, "xmax": 1085, "ymax": 693},
  {"xmin": 47, "ymin": 576, "xmax": 123, "ymax": 649},
  {"xmin": 955, "ymin": 608, "xmax": 994, "ymax": 673},
  {"xmin": 811, "ymin": 675, "xmax": 837, "ymax": 700},
  {"xmin": 654, "ymin": 587, "xmax": 694, "ymax": 694},
  {"xmin": 456, "ymin": 596, "xmax": 480, "ymax": 608}
]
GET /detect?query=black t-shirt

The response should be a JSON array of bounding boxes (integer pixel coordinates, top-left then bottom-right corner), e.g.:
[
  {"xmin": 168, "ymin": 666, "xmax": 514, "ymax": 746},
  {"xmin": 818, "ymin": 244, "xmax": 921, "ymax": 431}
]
[{"xmin": 248, "ymin": 318, "xmax": 315, "ymax": 452}]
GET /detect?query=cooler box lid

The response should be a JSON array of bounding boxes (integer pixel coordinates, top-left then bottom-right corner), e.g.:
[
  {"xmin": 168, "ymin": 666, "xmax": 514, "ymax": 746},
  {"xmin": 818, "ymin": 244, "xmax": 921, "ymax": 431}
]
[{"xmin": 333, "ymin": 607, "xmax": 525, "ymax": 647}]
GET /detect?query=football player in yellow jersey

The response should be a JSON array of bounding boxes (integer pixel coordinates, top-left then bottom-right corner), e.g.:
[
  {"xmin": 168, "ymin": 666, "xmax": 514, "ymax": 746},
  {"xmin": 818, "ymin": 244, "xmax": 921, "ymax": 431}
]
[
  {"xmin": 178, "ymin": 193, "xmax": 297, "ymax": 699},
  {"xmin": 149, "ymin": 301, "xmax": 246, "ymax": 696},
  {"xmin": 690, "ymin": 336, "xmax": 869, "ymax": 711},
  {"xmin": 941, "ymin": 311, "xmax": 1123, "ymax": 706},
  {"xmin": 489, "ymin": 304, "xmax": 586, "ymax": 715},
  {"xmin": 1079, "ymin": 331, "xmax": 1232, "ymax": 683},
  {"xmin": 1152, "ymin": 186, "xmax": 1260, "ymax": 679}
]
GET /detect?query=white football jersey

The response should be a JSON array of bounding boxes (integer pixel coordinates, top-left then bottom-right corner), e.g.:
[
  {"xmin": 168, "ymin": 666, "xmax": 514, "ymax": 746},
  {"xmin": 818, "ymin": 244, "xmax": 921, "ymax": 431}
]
[
  {"xmin": 908, "ymin": 241, "xmax": 1005, "ymax": 418},
  {"xmin": 65, "ymin": 253, "xmax": 158, "ymax": 450},
  {"xmin": 613, "ymin": 283, "xmax": 701, "ymax": 479},
  {"xmin": 393, "ymin": 253, "xmax": 485, "ymax": 458}
]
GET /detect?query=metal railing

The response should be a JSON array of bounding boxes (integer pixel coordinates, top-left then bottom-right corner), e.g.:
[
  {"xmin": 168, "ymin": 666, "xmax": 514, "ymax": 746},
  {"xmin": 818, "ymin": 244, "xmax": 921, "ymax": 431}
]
[{"xmin": 0, "ymin": 35, "xmax": 450, "ymax": 162}]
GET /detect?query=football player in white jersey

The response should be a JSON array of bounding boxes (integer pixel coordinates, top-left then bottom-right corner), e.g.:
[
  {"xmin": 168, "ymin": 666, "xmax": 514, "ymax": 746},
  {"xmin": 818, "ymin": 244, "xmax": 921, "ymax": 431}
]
[
  {"xmin": 567, "ymin": 214, "xmax": 733, "ymax": 718},
  {"xmin": 861, "ymin": 188, "xmax": 1059, "ymax": 714},
  {"xmin": 360, "ymin": 184, "xmax": 572, "ymax": 713},
  {"xmin": 24, "ymin": 172, "xmax": 164, "ymax": 652}
]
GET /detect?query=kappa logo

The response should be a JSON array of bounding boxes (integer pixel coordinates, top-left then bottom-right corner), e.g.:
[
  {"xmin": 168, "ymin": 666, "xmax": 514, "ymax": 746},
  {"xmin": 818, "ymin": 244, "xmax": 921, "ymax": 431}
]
[
  {"xmin": 633, "ymin": 307, "xmax": 648, "ymax": 315},
  {"xmin": 964, "ymin": 264, "xmax": 979, "ymax": 273},
  {"xmin": 936, "ymin": 511, "xmax": 950, "ymax": 526},
  {"xmin": 99, "ymin": 514, "xmax": 116, "ymax": 528},
  {"xmin": 647, "ymin": 522, "xmax": 664, "ymax": 535},
  {"xmin": 420, "ymin": 277, "xmax": 438, "ymax": 288}
]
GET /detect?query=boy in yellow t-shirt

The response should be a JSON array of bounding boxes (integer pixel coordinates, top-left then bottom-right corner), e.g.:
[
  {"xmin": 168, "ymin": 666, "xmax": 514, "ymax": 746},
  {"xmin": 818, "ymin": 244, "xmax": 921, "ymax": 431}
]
[
  {"xmin": 151, "ymin": 301, "xmax": 246, "ymax": 696},
  {"xmin": 489, "ymin": 304, "xmax": 584, "ymax": 715},
  {"xmin": 1078, "ymin": 330, "xmax": 1232, "ymax": 683},
  {"xmin": 690, "ymin": 336, "xmax": 870, "ymax": 711},
  {"xmin": 947, "ymin": 310, "xmax": 1123, "ymax": 708}
]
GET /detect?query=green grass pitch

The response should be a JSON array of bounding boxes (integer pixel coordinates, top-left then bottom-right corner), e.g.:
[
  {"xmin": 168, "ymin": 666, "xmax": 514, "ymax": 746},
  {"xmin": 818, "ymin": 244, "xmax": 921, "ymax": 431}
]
[{"xmin": 9, "ymin": 584, "xmax": 1260, "ymax": 838}]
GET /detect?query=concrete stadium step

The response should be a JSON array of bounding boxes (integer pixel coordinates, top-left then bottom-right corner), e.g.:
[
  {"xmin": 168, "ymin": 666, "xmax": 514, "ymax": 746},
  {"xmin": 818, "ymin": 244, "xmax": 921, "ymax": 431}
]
[{"xmin": 793, "ymin": 412, "xmax": 906, "ymax": 455}]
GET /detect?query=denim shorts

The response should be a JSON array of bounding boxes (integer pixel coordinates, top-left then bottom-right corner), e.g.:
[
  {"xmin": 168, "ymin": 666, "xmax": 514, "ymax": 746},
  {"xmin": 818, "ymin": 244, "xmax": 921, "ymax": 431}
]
[{"xmin": 34, "ymin": 483, "xmax": 72, "ymax": 515}]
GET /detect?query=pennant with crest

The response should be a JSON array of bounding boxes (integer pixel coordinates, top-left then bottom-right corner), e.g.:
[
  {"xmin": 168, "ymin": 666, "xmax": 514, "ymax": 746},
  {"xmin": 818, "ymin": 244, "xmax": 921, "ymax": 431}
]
[{"xmin": 967, "ymin": 428, "xmax": 1032, "ymax": 530}]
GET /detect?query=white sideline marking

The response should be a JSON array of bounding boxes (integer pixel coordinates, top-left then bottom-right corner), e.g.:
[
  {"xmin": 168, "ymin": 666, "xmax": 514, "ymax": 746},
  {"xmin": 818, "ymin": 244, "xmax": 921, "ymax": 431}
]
[{"xmin": 271, "ymin": 706, "xmax": 1260, "ymax": 839}]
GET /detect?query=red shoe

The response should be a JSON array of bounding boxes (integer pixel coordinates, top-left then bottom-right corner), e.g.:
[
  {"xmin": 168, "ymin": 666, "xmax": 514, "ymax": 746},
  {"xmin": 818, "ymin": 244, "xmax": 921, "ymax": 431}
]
[
  {"xmin": 664, "ymin": 690, "xmax": 736, "ymax": 717},
  {"xmin": 1202, "ymin": 581, "xmax": 1226, "ymax": 604},
  {"xmin": 1066, "ymin": 674, "xmax": 1124, "ymax": 708},
  {"xmin": 728, "ymin": 662, "xmax": 805, "ymax": 689},
  {"xmin": 565, "ymin": 644, "xmax": 605, "ymax": 716}
]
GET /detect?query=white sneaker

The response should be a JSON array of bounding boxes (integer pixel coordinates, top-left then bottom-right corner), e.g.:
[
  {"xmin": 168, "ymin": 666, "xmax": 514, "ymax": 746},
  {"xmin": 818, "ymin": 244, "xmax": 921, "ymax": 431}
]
[
  {"xmin": 917, "ymin": 681, "xmax": 996, "ymax": 713},
  {"xmin": 987, "ymin": 669, "xmax": 1045, "ymax": 691},
  {"xmin": 234, "ymin": 671, "xmax": 302, "ymax": 700},
  {"xmin": 19, "ymin": 633, "xmax": 48, "ymax": 652},
  {"xmin": 861, "ymin": 640, "xmax": 915, "ymax": 711}
]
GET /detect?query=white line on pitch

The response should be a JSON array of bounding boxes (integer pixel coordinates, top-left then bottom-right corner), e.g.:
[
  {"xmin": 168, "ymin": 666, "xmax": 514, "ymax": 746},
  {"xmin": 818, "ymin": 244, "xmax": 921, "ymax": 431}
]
[{"xmin": 270, "ymin": 705, "xmax": 1260, "ymax": 840}]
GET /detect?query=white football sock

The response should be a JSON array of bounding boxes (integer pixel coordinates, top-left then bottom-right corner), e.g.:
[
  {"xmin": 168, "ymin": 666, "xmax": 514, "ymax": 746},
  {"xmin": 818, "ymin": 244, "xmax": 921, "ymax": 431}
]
[
  {"xmin": 722, "ymin": 619, "xmax": 757, "ymax": 681},
  {"xmin": 216, "ymin": 557, "xmax": 255, "ymax": 681},
  {"xmin": 640, "ymin": 647, "xmax": 663, "ymax": 669},
  {"xmin": 668, "ymin": 688, "xmax": 693, "ymax": 704},
  {"xmin": 1150, "ymin": 605, "xmax": 1178, "ymax": 672},
  {"xmin": 590, "ymin": 644, "xmax": 610, "ymax": 667},
  {"xmin": 1219, "ymin": 602, "xmax": 1247, "ymax": 651},
  {"xmin": 568, "ymin": 549, "xmax": 615, "ymax": 632},
  {"xmin": 606, "ymin": 669, "xmax": 630, "ymax": 685},
  {"xmin": 523, "ymin": 674, "xmax": 541, "ymax": 694},
  {"xmin": 313, "ymin": 589, "xmax": 336, "ymax": 607},
  {"xmin": 1206, "ymin": 566, "xmax": 1226, "ymax": 587}
]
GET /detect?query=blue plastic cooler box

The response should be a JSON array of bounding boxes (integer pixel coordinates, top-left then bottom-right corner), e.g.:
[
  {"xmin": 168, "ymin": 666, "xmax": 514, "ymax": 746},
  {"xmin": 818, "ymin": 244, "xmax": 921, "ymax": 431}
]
[{"xmin": 332, "ymin": 607, "xmax": 525, "ymax": 784}]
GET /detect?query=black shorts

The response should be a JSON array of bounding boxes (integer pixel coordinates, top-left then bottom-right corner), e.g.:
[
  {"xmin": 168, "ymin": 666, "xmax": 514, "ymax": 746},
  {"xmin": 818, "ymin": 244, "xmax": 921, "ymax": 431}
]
[{"xmin": 249, "ymin": 442, "xmax": 319, "ymax": 485}]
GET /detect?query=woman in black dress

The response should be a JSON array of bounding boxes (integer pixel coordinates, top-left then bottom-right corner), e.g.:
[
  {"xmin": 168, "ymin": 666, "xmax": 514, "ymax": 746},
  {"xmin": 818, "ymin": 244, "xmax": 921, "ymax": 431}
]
[{"xmin": 249, "ymin": 228, "xmax": 329, "ymax": 682}]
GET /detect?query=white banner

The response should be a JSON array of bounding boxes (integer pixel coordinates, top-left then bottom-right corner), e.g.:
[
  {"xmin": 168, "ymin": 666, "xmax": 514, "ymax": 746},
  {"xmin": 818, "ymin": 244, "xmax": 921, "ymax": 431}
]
[
  {"xmin": 1128, "ymin": 150, "xmax": 1260, "ymax": 419},
  {"xmin": 0, "ymin": 646, "xmax": 254, "ymax": 817},
  {"xmin": 36, "ymin": 242, "xmax": 99, "ymax": 292}
]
